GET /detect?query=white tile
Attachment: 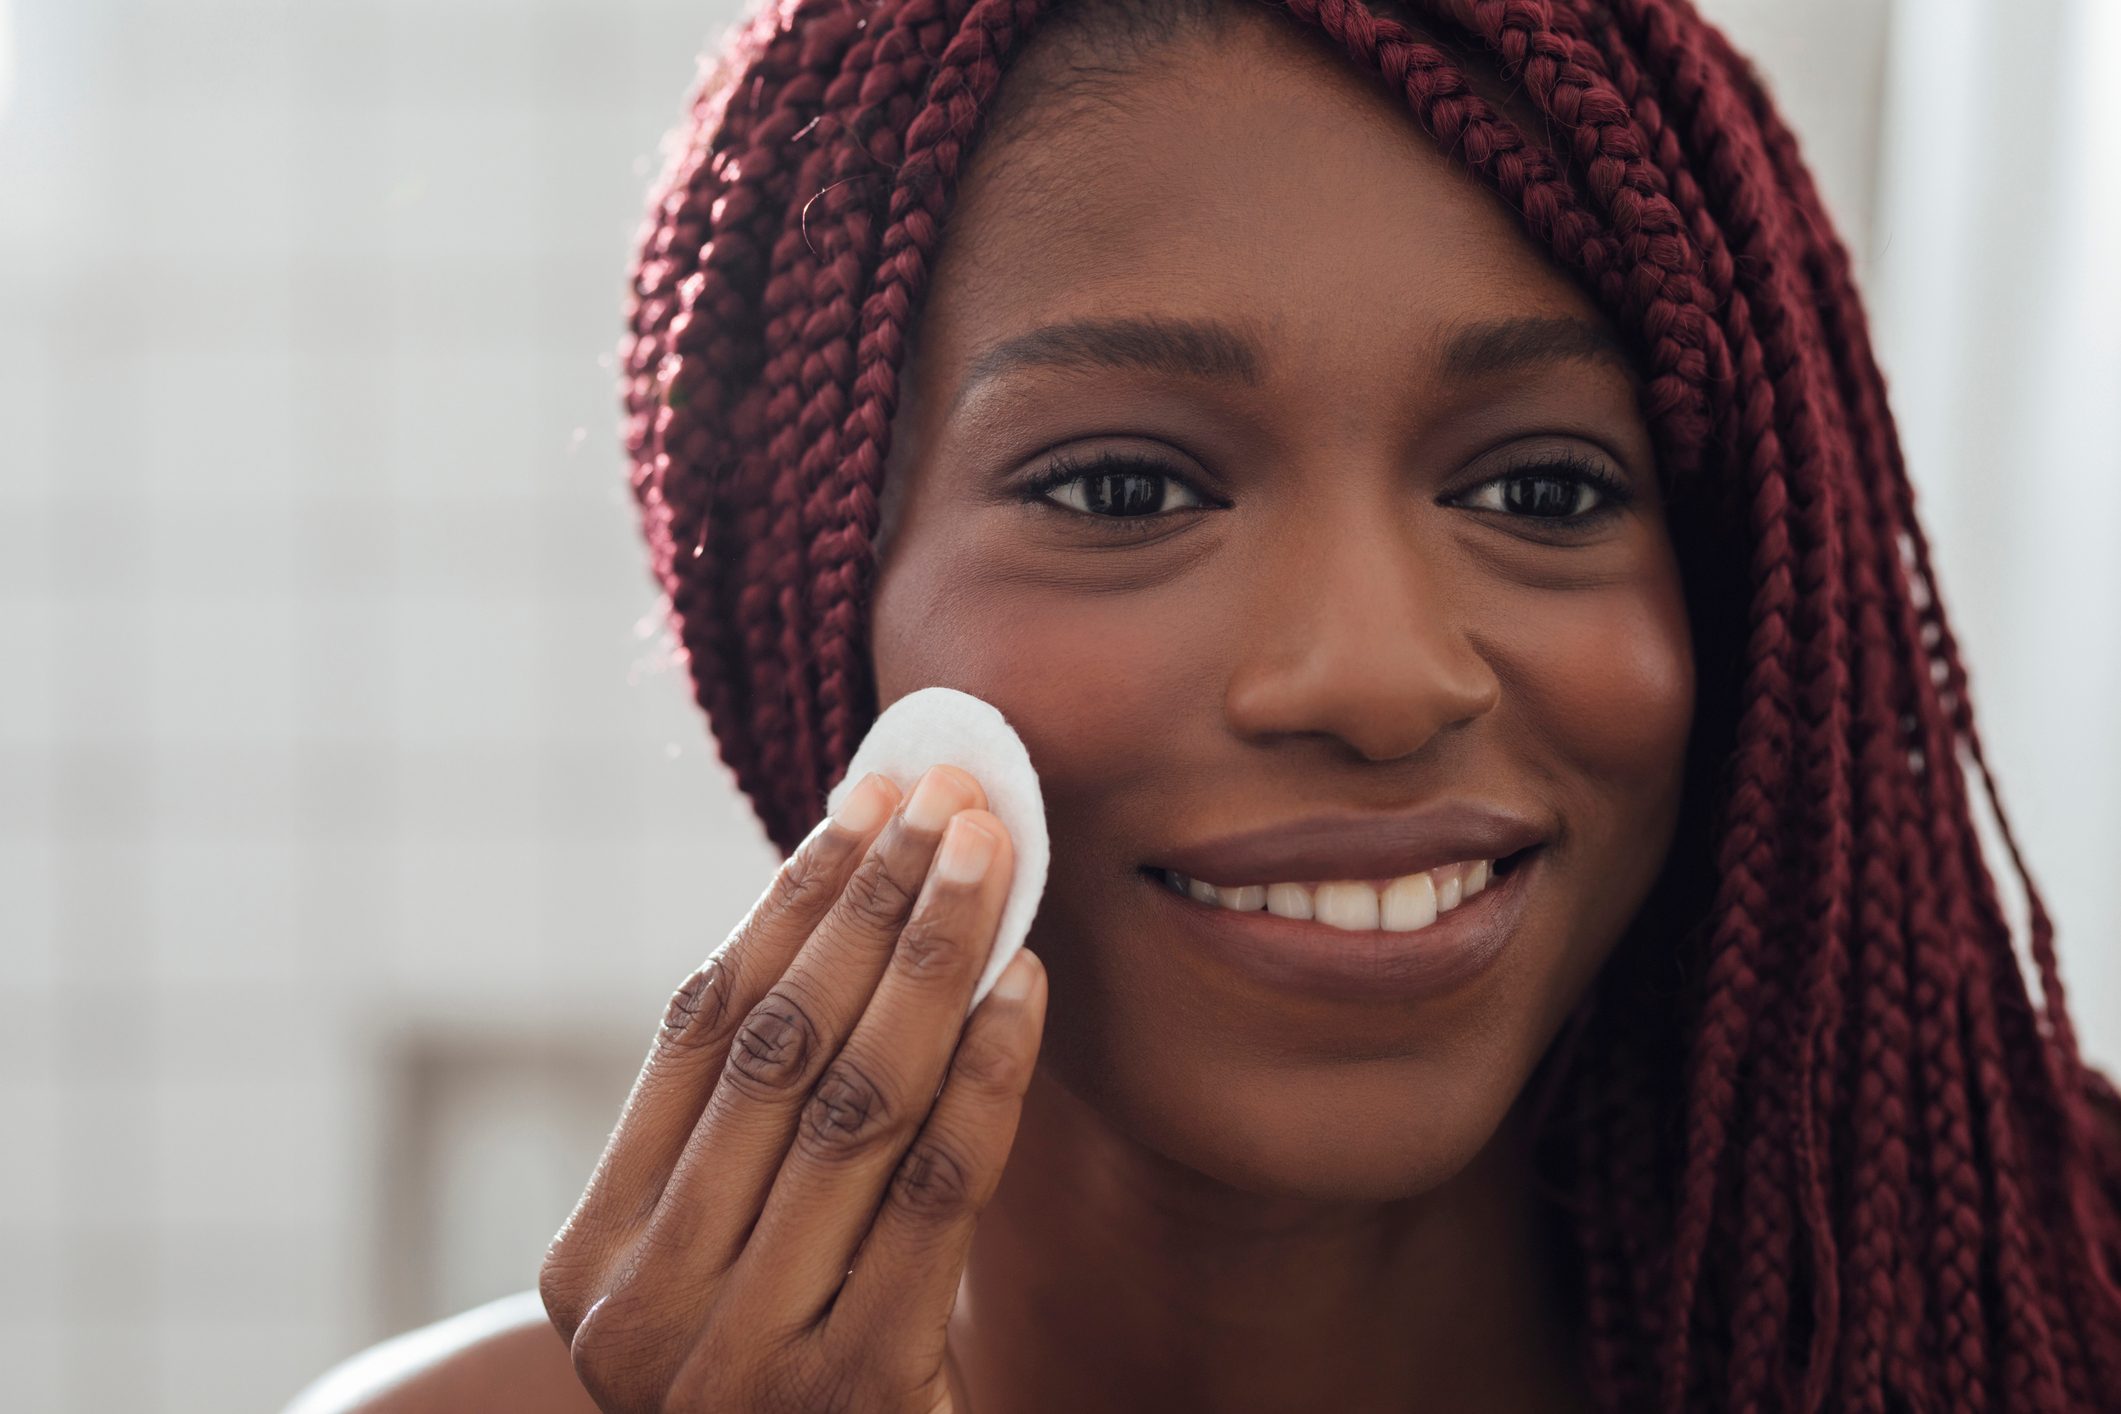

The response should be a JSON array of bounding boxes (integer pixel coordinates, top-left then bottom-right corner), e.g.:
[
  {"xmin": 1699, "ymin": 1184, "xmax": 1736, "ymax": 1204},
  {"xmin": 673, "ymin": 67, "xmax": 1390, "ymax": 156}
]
[
  {"xmin": 152, "ymin": 1072, "xmax": 355, "ymax": 1228},
  {"xmin": 146, "ymin": 837, "xmax": 304, "ymax": 985},
  {"xmin": 396, "ymin": 743, "xmax": 543, "ymax": 840},
  {"xmin": 640, "ymin": 826, "xmax": 775, "ymax": 934},
  {"xmin": 149, "ymin": 743, "xmax": 298, "ymax": 836},
  {"xmin": 288, "ymin": 600, "xmax": 399, "ymax": 742},
  {"xmin": 394, "ymin": 496, "xmax": 551, "ymax": 599},
  {"xmin": 0, "ymin": 1082, "xmax": 64, "ymax": 1221},
  {"xmin": 144, "ymin": 599, "xmax": 304, "ymax": 744},
  {"xmin": 57, "ymin": 1077, "xmax": 160, "ymax": 1226},
  {"xmin": 51, "ymin": 839, "xmax": 154, "ymax": 989},
  {"xmin": 389, "ymin": 597, "xmax": 546, "ymax": 744},
  {"xmin": 292, "ymin": 745, "xmax": 402, "ymax": 841},
  {"xmin": 381, "ymin": 4, "xmax": 547, "ymax": 112},
  {"xmin": 382, "ymin": 348, "xmax": 576, "ymax": 502},
  {"xmin": 375, "ymin": 108, "xmax": 548, "ymax": 259},
  {"xmin": 157, "ymin": 1314, "xmax": 344, "ymax": 1414},
  {"xmin": 145, "ymin": 981, "xmax": 346, "ymax": 1081},
  {"xmin": 140, "ymin": 494, "xmax": 303, "ymax": 598},
  {"xmin": 530, "ymin": 839, "xmax": 650, "ymax": 978},
  {"xmin": 286, "ymin": 349, "xmax": 397, "ymax": 496},
  {"xmin": 132, "ymin": 349, "xmax": 299, "ymax": 500},
  {"xmin": 0, "ymin": 985, "xmax": 62, "ymax": 1079},
  {"xmin": 535, "ymin": 598, "xmax": 737, "ymax": 751},
  {"xmin": 296, "ymin": 841, "xmax": 403, "ymax": 989},
  {"xmin": 0, "ymin": 330, "xmax": 62, "ymax": 500},
  {"xmin": 157, "ymin": 1222, "xmax": 349, "ymax": 1324},
  {"xmin": 0, "ymin": 1321, "xmax": 67, "ymax": 1414},
  {"xmin": 97, "ymin": 106, "xmax": 300, "ymax": 261},
  {"xmin": 291, "ymin": 498, "xmax": 400, "ymax": 597},
  {"xmin": 61, "ymin": 1224, "xmax": 160, "ymax": 1322},
  {"xmin": 47, "ymin": 602, "xmax": 154, "ymax": 743},
  {"xmin": 0, "ymin": 834, "xmax": 61, "ymax": 989},
  {"xmin": 0, "ymin": 496, "xmax": 54, "ymax": 600},
  {"xmin": 532, "ymin": 488, "xmax": 648, "ymax": 596},
  {"xmin": 0, "ymin": 739, "xmax": 56, "ymax": 838},
  {"xmin": 106, "ymin": 1, "xmax": 300, "ymax": 113},
  {"xmin": 43, "ymin": 494, "xmax": 153, "ymax": 601},
  {"xmin": 64, "ymin": 1318, "xmax": 162, "ymax": 1414},
  {"xmin": 392, "ymin": 835, "xmax": 548, "ymax": 989}
]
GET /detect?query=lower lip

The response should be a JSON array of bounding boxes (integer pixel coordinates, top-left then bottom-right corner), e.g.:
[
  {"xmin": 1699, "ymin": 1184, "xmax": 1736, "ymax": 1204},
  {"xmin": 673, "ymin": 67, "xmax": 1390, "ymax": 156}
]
[{"xmin": 1142, "ymin": 849, "xmax": 1542, "ymax": 1003}]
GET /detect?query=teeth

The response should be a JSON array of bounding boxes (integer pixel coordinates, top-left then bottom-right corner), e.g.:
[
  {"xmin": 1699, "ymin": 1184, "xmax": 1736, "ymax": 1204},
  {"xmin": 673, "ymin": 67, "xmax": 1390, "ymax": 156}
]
[
  {"xmin": 1264, "ymin": 882, "xmax": 1314, "ymax": 920},
  {"xmin": 1313, "ymin": 882, "xmax": 1379, "ymax": 930},
  {"xmin": 1160, "ymin": 857, "xmax": 1503, "ymax": 933},
  {"xmin": 1380, "ymin": 871, "xmax": 1437, "ymax": 931}
]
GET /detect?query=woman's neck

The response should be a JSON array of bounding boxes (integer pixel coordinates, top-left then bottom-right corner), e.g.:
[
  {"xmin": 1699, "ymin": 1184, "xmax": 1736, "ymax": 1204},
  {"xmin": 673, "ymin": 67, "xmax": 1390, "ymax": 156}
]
[{"xmin": 947, "ymin": 1068, "xmax": 1590, "ymax": 1414}]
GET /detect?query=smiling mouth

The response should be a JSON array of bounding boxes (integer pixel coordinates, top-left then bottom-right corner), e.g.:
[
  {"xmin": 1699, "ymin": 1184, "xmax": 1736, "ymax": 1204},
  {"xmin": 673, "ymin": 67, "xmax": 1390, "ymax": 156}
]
[{"xmin": 1139, "ymin": 844, "xmax": 1540, "ymax": 935}]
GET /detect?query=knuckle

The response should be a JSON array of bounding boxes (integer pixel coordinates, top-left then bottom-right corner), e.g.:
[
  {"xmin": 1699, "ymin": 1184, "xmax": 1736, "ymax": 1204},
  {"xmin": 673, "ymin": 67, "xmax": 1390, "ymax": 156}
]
[
  {"xmin": 889, "ymin": 1134, "xmax": 977, "ymax": 1220},
  {"xmin": 568, "ymin": 1288, "xmax": 685, "ymax": 1410},
  {"xmin": 891, "ymin": 907, "xmax": 972, "ymax": 986},
  {"xmin": 950, "ymin": 1023, "xmax": 1027, "ymax": 1095},
  {"xmin": 837, "ymin": 849, "xmax": 921, "ymax": 930},
  {"xmin": 724, "ymin": 988, "xmax": 824, "ymax": 1098},
  {"xmin": 657, "ymin": 956, "xmax": 734, "ymax": 1049},
  {"xmin": 797, "ymin": 1055, "xmax": 900, "ymax": 1161},
  {"xmin": 775, "ymin": 834, "xmax": 844, "ymax": 910},
  {"xmin": 537, "ymin": 1248, "xmax": 589, "ymax": 1338}
]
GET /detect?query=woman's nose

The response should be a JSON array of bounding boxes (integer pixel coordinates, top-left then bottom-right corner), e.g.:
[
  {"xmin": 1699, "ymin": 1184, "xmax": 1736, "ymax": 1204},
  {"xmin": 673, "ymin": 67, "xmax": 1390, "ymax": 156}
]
[{"xmin": 1221, "ymin": 513, "xmax": 1501, "ymax": 763}]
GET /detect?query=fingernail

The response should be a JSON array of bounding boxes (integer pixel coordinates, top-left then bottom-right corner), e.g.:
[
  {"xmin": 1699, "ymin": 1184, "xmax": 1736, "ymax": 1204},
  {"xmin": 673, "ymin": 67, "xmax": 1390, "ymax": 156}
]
[
  {"xmin": 904, "ymin": 765, "xmax": 960, "ymax": 833},
  {"xmin": 832, "ymin": 771, "xmax": 894, "ymax": 834},
  {"xmin": 993, "ymin": 950, "xmax": 1038, "ymax": 1002},
  {"xmin": 937, "ymin": 816, "xmax": 996, "ymax": 884}
]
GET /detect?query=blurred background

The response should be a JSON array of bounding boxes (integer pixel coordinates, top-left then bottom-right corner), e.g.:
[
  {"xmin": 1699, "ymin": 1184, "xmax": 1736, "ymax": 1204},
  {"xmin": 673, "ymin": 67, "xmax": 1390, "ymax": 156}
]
[{"xmin": 2, "ymin": 0, "xmax": 2114, "ymax": 1408}]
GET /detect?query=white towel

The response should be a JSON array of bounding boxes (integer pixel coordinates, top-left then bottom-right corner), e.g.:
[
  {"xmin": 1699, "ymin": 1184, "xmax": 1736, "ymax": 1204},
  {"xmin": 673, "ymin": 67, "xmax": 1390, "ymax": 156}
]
[{"xmin": 823, "ymin": 686, "xmax": 1050, "ymax": 1015}]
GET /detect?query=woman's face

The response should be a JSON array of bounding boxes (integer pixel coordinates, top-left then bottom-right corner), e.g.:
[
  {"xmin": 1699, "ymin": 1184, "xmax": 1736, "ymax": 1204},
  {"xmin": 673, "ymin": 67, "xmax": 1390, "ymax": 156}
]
[{"xmin": 868, "ymin": 11, "xmax": 1694, "ymax": 1201}]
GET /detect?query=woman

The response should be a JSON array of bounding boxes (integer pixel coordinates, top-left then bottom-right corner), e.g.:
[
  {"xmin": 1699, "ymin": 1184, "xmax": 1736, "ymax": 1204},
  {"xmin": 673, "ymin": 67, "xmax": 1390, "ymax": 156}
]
[{"xmin": 291, "ymin": 0, "xmax": 2121, "ymax": 1409}]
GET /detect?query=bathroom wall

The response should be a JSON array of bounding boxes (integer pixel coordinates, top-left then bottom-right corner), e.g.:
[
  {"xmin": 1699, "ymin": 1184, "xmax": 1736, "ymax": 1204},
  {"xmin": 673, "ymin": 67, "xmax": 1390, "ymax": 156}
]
[{"xmin": 10, "ymin": 3, "xmax": 2106, "ymax": 1412}]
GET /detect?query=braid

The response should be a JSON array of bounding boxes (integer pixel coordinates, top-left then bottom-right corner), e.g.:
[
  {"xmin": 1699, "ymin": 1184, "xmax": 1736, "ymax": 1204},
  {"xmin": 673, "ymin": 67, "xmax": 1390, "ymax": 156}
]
[{"xmin": 618, "ymin": 0, "xmax": 2121, "ymax": 1406}]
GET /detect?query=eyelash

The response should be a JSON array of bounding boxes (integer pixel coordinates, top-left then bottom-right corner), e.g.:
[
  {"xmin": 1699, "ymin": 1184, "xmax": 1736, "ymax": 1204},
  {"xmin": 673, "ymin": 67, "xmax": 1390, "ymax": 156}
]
[{"xmin": 1017, "ymin": 448, "xmax": 1635, "ymax": 535}]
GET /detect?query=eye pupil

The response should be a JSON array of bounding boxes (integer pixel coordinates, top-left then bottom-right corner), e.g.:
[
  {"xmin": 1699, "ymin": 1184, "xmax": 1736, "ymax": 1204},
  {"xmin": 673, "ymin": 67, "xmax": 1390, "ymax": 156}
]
[
  {"xmin": 1086, "ymin": 472, "xmax": 1163, "ymax": 516},
  {"xmin": 1503, "ymin": 475, "xmax": 1578, "ymax": 518}
]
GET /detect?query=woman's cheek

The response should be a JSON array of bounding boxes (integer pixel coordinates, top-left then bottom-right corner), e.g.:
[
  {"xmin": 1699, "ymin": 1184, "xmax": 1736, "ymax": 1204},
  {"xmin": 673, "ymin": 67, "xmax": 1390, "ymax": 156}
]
[
  {"xmin": 872, "ymin": 547, "xmax": 1199, "ymax": 792},
  {"xmin": 1511, "ymin": 577, "xmax": 1694, "ymax": 922}
]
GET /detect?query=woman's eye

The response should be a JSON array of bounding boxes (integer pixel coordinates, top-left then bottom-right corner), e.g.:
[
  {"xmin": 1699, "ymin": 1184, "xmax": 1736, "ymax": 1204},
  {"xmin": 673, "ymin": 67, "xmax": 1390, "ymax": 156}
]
[
  {"xmin": 1022, "ymin": 453, "xmax": 1209, "ymax": 521},
  {"xmin": 1455, "ymin": 456, "xmax": 1631, "ymax": 527}
]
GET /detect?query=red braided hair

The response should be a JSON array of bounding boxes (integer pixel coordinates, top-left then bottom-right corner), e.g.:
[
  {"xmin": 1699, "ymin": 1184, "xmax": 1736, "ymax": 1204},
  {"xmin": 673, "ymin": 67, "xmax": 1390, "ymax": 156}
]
[{"xmin": 616, "ymin": 0, "xmax": 2121, "ymax": 1407}]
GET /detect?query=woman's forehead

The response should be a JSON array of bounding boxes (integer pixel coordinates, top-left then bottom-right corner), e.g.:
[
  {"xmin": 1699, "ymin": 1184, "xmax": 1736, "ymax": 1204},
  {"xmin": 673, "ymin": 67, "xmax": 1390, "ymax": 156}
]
[{"xmin": 912, "ymin": 19, "xmax": 1609, "ymax": 417}]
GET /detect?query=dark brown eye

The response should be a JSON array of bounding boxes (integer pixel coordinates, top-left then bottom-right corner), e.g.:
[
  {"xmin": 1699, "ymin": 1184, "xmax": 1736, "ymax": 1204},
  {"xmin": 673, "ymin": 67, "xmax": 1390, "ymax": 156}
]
[
  {"xmin": 1454, "ymin": 452, "xmax": 1632, "ymax": 528},
  {"xmin": 1021, "ymin": 452, "xmax": 1208, "ymax": 520},
  {"xmin": 1499, "ymin": 474, "xmax": 1594, "ymax": 517}
]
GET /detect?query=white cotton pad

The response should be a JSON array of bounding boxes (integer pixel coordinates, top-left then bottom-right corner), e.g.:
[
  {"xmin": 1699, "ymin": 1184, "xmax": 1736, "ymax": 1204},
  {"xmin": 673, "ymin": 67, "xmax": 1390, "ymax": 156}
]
[{"xmin": 822, "ymin": 686, "xmax": 1050, "ymax": 1017}]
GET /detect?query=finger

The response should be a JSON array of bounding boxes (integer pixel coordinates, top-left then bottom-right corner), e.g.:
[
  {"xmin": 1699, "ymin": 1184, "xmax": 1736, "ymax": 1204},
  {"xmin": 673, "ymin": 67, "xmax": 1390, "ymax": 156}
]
[
  {"xmin": 632, "ymin": 764, "xmax": 990, "ymax": 1286},
  {"xmin": 730, "ymin": 806, "xmax": 1016, "ymax": 1321},
  {"xmin": 825, "ymin": 947, "xmax": 1046, "ymax": 1356},
  {"xmin": 550, "ymin": 772, "xmax": 902, "ymax": 1273}
]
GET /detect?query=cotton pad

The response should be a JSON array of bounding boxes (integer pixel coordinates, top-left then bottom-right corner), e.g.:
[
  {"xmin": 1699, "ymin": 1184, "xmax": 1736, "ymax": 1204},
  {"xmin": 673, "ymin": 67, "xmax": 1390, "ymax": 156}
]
[{"xmin": 822, "ymin": 686, "xmax": 1050, "ymax": 1016}]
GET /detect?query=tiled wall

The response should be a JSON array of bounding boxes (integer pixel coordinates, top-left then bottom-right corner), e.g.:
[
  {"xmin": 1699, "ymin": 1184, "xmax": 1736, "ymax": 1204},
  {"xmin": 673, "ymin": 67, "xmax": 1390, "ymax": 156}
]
[
  {"xmin": 0, "ymin": 2, "xmax": 1950, "ymax": 1411},
  {"xmin": 2, "ymin": 2, "xmax": 780, "ymax": 1407}
]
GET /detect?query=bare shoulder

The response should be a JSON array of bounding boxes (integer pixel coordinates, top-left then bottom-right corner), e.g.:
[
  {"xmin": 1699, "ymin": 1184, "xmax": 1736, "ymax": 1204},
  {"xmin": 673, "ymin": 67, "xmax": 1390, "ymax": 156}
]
[{"xmin": 281, "ymin": 1289, "xmax": 599, "ymax": 1414}]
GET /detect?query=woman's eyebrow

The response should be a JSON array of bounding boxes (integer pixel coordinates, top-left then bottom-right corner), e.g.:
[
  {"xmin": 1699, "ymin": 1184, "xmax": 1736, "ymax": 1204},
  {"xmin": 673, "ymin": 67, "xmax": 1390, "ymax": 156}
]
[
  {"xmin": 948, "ymin": 315, "xmax": 1264, "ymax": 418},
  {"xmin": 1436, "ymin": 314, "xmax": 1638, "ymax": 384},
  {"xmin": 946, "ymin": 312, "xmax": 1636, "ymax": 417}
]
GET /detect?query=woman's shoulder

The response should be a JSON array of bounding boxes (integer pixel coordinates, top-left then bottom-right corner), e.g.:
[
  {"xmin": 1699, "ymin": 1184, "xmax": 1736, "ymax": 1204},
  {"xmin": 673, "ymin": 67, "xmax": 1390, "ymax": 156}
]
[{"xmin": 281, "ymin": 1289, "xmax": 598, "ymax": 1414}]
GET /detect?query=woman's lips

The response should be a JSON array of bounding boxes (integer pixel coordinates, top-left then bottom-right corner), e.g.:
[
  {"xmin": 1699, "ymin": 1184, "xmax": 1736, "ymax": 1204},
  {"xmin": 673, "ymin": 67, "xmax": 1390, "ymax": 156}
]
[{"xmin": 1140, "ymin": 846, "xmax": 1543, "ymax": 1003}]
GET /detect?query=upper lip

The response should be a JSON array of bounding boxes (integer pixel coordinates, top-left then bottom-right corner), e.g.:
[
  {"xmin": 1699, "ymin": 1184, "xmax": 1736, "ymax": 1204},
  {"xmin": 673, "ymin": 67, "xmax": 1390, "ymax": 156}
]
[{"xmin": 1150, "ymin": 801, "xmax": 1550, "ymax": 887}]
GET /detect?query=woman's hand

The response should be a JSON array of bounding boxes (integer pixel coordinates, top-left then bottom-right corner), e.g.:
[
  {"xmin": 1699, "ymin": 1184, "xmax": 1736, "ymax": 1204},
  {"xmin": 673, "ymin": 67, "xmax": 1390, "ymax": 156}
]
[{"xmin": 539, "ymin": 764, "xmax": 1047, "ymax": 1414}]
